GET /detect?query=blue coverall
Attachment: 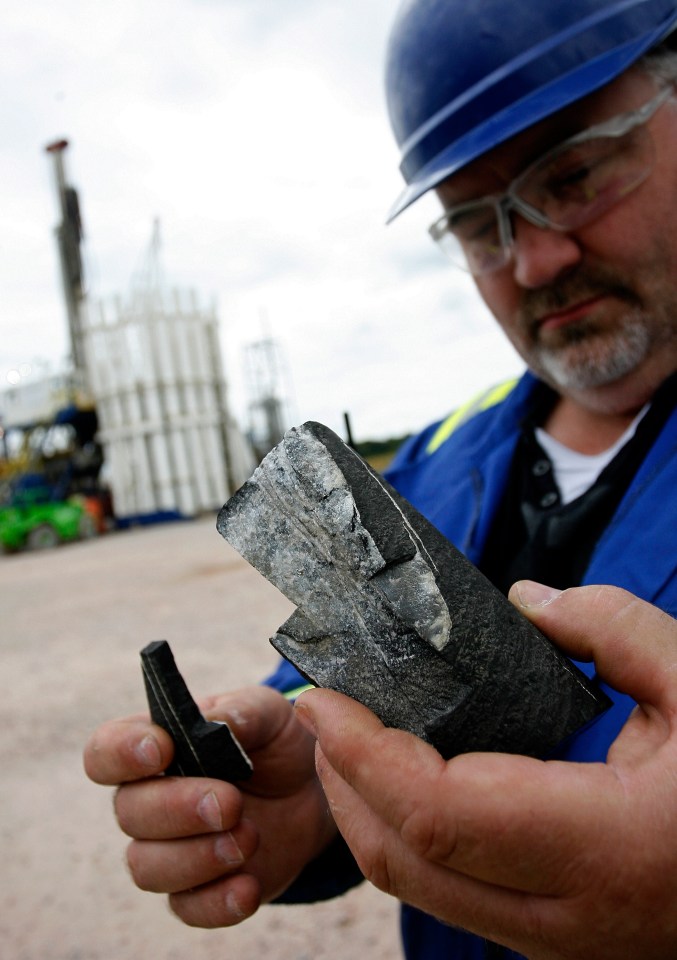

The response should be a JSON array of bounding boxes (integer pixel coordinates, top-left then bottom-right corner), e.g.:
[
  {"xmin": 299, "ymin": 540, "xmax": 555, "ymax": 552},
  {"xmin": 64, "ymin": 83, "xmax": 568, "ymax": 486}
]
[{"xmin": 267, "ymin": 371, "xmax": 677, "ymax": 960}]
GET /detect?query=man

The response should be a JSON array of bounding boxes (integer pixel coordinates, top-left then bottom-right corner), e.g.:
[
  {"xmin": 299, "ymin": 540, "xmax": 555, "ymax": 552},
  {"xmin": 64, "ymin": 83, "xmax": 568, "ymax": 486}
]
[{"xmin": 84, "ymin": 1, "xmax": 677, "ymax": 957}]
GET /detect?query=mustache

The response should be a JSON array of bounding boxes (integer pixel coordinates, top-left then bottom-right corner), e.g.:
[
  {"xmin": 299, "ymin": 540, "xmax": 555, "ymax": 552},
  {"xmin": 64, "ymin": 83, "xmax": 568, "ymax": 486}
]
[{"xmin": 520, "ymin": 267, "xmax": 639, "ymax": 328}]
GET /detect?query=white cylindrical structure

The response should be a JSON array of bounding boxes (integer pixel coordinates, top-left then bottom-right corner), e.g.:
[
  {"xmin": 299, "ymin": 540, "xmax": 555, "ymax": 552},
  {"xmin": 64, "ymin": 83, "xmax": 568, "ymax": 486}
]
[{"xmin": 81, "ymin": 288, "xmax": 253, "ymax": 524}]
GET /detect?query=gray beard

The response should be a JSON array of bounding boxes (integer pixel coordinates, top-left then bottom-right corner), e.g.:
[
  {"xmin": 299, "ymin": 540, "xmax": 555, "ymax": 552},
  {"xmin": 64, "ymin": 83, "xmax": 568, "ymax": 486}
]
[{"xmin": 531, "ymin": 312, "xmax": 652, "ymax": 392}]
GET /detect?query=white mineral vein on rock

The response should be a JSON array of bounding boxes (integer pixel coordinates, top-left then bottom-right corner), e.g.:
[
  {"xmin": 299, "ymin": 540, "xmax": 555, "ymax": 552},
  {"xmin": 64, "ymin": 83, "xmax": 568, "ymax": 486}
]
[{"xmin": 219, "ymin": 424, "xmax": 452, "ymax": 652}]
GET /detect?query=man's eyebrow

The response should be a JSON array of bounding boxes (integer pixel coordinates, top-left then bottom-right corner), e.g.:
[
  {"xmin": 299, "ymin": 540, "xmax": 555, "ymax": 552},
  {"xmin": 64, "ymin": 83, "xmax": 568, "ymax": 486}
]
[{"xmin": 443, "ymin": 114, "xmax": 596, "ymax": 208}]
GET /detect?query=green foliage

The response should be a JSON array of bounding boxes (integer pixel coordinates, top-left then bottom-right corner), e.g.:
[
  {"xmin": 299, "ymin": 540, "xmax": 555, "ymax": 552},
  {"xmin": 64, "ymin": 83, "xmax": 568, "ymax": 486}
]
[{"xmin": 354, "ymin": 435, "xmax": 410, "ymax": 472}]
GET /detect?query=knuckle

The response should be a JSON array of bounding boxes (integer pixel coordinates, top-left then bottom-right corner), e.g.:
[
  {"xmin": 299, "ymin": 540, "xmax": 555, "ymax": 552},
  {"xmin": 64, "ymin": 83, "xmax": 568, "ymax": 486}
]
[
  {"xmin": 125, "ymin": 841, "xmax": 153, "ymax": 890},
  {"xmin": 113, "ymin": 785, "xmax": 136, "ymax": 836},
  {"xmin": 157, "ymin": 781, "xmax": 187, "ymax": 835},
  {"xmin": 204, "ymin": 686, "xmax": 288, "ymax": 741},
  {"xmin": 354, "ymin": 836, "xmax": 399, "ymax": 897},
  {"xmin": 168, "ymin": 889, "xmax": 225, "ymax": 928},
  {"xmin": 358, "ymin": 851, "xmax": 391, "ymax": 893},
  {"xmin": 168, "ymin": 874, "xmax": 261, "ymax": 928},
  {"xmin": 168, "ymin": 892, "xmax": 202, "ymax": 927},
  {"xmin": 399, "ymin": 803, "xmax": 457, "ymax": 863},
  {"xmin": 115, "ymin": 779, "xmax": 169, "ymax": 836}
]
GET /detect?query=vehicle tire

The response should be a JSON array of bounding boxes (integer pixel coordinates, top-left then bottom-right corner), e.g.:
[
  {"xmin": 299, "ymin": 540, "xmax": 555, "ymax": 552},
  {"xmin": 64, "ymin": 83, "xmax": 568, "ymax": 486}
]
[{"xmin": 26, "ymin": 524, "xmax": 60, "ymax": 550}]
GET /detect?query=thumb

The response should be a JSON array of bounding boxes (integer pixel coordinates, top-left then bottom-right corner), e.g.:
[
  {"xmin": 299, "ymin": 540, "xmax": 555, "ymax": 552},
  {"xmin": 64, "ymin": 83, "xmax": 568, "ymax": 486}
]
[{"xmin": 509, "ymin": 581, "xmax": 677, "ymax": 712}]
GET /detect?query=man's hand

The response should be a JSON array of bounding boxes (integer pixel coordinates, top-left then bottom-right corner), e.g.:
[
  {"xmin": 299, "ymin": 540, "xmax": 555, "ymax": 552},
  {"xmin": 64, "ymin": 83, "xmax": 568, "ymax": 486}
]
[
  {"xmin": 295, "ymin": 583, "xmax": 677, "ymax": 960},
  {"xmin": 84, "ymin": 684, "xmax": 336, "ymax": 927}
]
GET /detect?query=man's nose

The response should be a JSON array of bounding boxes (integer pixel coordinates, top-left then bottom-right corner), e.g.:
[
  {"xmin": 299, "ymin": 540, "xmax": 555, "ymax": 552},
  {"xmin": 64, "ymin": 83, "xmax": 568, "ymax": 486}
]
[{"xmin": 510, "ymin": 214, "xmax": 582, "ymax": 288}]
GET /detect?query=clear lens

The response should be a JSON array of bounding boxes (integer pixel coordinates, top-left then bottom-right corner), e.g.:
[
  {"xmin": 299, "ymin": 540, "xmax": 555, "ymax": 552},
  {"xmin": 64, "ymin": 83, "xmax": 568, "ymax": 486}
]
[
  {"xmin": 430, "ymin": 199, "xmax": 510, "ymax": 274},
  {"xmin": 516, "ymin": 124, "xmax": 655, "ymax": 230},
  {"xmin": 429, "ymin": 85, "xmax": 670, "ymax": 276}
]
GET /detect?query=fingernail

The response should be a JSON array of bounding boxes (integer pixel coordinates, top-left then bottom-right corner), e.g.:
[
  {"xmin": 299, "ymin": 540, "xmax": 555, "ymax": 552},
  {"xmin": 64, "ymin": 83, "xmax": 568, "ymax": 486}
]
[
  {"xmin": 294, "ymin": 701, "xmax": 317, "ymax": 738},
  {"xmin": 197, "ymin": 790, "xmax": 223, "ymax": 832},
  {"xmin": 225, "ymin": 889, "xmax": 248, "ymax": 920},
  {"xmin": 516, "ymin": 580, "xmax": 563, "ymax": 609},
  {"xmin": 135, "ymin": 734, "xmax": 161, "ymax": 769},
  {"xmin": 215, "ymin": 832, "xmax": 244, "ymax": 866}
]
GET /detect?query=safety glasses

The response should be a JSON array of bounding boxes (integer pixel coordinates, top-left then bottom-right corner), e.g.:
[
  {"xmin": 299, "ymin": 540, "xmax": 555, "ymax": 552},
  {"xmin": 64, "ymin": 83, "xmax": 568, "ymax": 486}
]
[{"xmin": 429, "ymin": 85, "xmax": 673, "ymax": 276}]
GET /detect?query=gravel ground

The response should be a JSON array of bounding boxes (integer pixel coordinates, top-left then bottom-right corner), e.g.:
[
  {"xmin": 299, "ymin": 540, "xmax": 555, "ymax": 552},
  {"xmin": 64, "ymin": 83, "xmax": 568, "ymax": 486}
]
[{"xmin": 0, "ymin": 516, "xmax": 401, "ymax": 960}]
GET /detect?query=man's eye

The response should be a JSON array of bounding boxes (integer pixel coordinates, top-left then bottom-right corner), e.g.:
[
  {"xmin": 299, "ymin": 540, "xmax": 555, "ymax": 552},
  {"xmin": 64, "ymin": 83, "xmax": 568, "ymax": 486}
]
[
  {"xmin": 539, "ymin": 139, "xmax": 618, "ymax": 201},
  {"xmin": 450, "ymin": 209, "xmax": 496, "ymax": 242},
  {"xmin": 556, "ymin": 165, "xmax": 590, "ymax": 186},
  {"xmin": 546, "ymin": 164, "xmax": 595, "ymax": 198}
]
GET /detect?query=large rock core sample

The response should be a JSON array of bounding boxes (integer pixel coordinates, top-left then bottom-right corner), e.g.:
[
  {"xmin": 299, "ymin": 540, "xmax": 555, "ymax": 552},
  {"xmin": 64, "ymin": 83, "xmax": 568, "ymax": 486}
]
[{"xmin": 217, "ymin": 422, "xmax": 610, "ymax": 759}]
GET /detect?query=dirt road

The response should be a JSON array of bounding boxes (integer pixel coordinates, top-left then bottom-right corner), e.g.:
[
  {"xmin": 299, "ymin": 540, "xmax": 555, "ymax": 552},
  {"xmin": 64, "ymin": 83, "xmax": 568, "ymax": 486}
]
[{"xmin": 0, "ymin": 516, "xmax": 401, "ymax": 960}]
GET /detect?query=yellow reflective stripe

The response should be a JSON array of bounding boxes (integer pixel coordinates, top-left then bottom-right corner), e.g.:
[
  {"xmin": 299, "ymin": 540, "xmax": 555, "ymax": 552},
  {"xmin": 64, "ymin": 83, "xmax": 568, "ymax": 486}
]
[
  {"xmin": 425, "ymin": 406, "xmax": 468, "ymax": 454},
  {"xmin": 426, "ymin": 378, "xmax": 519, "ymax": 455},
  {"xmin": 282, "ymin": 683, "xmax": 315, "ymax": 701}
]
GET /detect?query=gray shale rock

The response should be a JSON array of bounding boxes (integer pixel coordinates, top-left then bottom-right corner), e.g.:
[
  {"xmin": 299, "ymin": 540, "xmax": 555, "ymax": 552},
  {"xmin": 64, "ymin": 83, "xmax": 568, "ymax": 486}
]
[
  {"xmin": 217, "ymin": 421, "xmax": 610, "ymax": 759},
  {"xmin": 141, "ymin": 640, "xmax": 253, "ymax": 781}
]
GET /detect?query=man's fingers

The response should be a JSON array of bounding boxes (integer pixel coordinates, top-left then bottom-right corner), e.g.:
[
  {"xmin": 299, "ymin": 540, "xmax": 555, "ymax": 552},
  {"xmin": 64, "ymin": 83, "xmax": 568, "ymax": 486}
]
[
  {"xmin": 511, "ymin": 582, "xmax": 677, "ymax": 712},
  {"xmin": 126, "ymin": 820, "xmax": 259, "ymax": 893},
  {"xmin": 83, "ymin": 717, "xmax": 174, "ymax": 784},
  {"xmin": 201, "ymin": 686, "xmax": 293, "ymax": 750},
  {"xmin": 203, "ymin": 686, "xmax": 317, "ymax": 797},
  {"xmin": 297, "ymin": 689, "xmax": 618, "ymax": 894},
  {"xmin": 312, "ymin": 741, "xmax": 553, "ymax": 952},
  {"xmin": 114, "ymin": 777, "xmax": 244, "ymax": 839},
  {"xmin": 169, "ymin": 871, "xmax": 262, "ymax": 928},
  {"xmin": 83, "ymin": 686, "xmax": 303, "ymax": 790}
]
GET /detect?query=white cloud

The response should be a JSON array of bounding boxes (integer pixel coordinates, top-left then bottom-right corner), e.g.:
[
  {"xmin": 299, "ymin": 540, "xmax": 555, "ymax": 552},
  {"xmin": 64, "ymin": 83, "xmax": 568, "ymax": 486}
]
[{"xmin": 0, "ymin": 0, "xmax": 522, "ymax": 439}]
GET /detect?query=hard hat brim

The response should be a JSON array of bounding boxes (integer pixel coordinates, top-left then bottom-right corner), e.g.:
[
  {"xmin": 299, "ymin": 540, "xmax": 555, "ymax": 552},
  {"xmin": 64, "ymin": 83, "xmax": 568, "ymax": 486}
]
[{"xmin": 387, "ymin": 17, "xmax": 677, "ymax": 223}]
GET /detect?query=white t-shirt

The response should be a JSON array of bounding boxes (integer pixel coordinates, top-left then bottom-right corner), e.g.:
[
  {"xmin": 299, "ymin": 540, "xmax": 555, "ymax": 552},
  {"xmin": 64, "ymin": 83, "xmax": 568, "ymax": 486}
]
[{"xmin": 535, "ymin": 407, "xmax": 649, "ymax": 505}]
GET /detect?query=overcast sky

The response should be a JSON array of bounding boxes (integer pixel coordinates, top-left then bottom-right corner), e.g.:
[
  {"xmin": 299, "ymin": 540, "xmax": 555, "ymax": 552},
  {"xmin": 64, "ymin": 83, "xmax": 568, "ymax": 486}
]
[{"xmin": 1, "ymin": 0, "xmax": 524, "ymax": 443}]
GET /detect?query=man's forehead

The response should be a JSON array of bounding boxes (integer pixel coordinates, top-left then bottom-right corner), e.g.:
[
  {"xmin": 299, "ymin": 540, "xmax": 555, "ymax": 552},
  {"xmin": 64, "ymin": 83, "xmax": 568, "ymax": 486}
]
[{"xmin": 436, "ymin": 67, "xmax": 653, "ymax": 206}]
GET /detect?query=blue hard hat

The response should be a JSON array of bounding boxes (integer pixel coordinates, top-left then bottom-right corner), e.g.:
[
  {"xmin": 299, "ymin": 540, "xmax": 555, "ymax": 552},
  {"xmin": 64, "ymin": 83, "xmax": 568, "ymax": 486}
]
[{"xmin": 386, "ymin": 0, "xmax": 677, "ymax": 221}]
